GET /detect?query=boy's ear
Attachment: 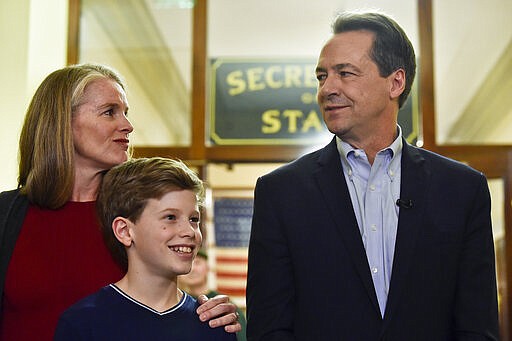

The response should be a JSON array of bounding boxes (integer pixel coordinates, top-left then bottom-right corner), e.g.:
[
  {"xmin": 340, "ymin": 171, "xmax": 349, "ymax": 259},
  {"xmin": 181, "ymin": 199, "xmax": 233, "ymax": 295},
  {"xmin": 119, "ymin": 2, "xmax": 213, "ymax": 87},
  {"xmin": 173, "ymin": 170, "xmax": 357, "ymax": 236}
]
[{"xmin": 112, "ymin": 217, "xmax": 133, "ymax": 247}]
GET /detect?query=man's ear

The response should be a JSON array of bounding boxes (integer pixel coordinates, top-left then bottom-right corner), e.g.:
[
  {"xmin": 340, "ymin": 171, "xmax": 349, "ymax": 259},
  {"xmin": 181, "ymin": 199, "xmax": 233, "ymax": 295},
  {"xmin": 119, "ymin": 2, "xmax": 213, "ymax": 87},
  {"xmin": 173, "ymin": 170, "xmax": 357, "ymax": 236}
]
[
  {"xmin": 112, "ymin": 217, "xmax": 133, "ymax": 247},
  {"xmin": 389, "ymin": 68, "xmax": 406, "ymax": 101}
]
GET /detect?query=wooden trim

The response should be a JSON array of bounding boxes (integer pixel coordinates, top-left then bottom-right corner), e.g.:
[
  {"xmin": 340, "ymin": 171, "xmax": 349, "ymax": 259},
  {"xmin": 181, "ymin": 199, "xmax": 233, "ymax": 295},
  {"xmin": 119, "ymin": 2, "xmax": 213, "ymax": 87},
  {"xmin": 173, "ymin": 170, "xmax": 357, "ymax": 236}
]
[
  {"xmin": 205, "ymin": 145, "xmax": 311, "ymax": 163},
  {"xmin": 190, "ymin": 0, "xmax": 207, "ymax": 161},
  {"xmin": 502, "ymin": 152, "xmax": 512, "ymax": 341},
  {"xmin": 133, "ymin": 145, "xmax": 313, "ymax": 164},
  {"xmin": 417, "ymin": 0, "xmax": 435, "ymax": 150},
  {"xmin": 132, "ymin": 146, "xmax": 190, "ymax": 160},
  {"xmin": 67, "ymin": 0, "xmax": 80, "ymax": 65}
]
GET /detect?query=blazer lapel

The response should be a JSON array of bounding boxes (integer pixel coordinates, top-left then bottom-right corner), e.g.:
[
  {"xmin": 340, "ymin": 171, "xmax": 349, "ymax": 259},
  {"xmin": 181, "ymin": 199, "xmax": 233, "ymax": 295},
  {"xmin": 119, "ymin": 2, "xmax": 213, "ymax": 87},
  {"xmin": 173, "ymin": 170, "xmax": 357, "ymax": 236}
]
[
  {"xmin": 381, "ymin": 141, "xmax": 430, "ymax": 329},
  {"xmin": 313, "ymin": 138, "xmax": 381, "ymax": 316}
]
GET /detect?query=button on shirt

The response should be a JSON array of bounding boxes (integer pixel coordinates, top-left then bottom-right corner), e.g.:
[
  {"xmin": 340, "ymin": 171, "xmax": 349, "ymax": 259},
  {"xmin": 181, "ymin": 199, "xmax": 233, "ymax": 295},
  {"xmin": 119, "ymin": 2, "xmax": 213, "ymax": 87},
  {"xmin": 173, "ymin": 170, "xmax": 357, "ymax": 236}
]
[{"xmin": 336, "ymin": 128, "xmax": 403, "ymax": 317}]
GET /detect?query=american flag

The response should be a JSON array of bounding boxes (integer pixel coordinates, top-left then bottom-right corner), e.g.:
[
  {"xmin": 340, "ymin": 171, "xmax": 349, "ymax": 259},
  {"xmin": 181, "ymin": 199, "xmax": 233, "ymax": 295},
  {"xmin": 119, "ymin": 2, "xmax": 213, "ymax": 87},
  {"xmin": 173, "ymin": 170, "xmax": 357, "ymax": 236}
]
[{"xmin": 212, "ymin": 197, "xmax": 253, "ymax": 307}]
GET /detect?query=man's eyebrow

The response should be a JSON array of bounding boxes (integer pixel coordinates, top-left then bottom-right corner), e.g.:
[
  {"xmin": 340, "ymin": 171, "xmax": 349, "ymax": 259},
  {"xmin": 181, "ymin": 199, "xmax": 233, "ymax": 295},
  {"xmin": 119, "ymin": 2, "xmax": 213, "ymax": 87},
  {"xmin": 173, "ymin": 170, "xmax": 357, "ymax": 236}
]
[
  {"xmin": 315, "ymin": 63, "xmax": 360, "ymax": 74},
  {"xmin": 334, "ymin": 63, "xmax": 360, "ymax": 72},
  {"xmin": 315, "ymin": 65, "xmax": 326, "ymax": 74}
]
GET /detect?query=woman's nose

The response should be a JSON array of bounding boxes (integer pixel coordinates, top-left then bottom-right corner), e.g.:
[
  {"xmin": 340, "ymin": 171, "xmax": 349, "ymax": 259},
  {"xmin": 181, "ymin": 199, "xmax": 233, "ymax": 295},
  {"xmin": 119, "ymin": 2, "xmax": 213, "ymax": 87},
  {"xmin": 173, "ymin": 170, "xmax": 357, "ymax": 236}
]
[{"xmin": 121, "ymin": 114, "xmax": 134, "ymax": 133}]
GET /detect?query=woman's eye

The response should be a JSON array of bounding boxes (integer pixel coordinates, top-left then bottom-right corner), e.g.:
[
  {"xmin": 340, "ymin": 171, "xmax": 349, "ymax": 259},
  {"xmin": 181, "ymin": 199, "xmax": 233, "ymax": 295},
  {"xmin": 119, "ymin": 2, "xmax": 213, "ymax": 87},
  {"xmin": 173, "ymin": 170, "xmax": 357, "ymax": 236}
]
[
  {"xmin": 190, "ymin": 217, "xmax": 200, "ymax": 223},
  {"xmin": 103, "ymin": 109, "xmax": 114, "ymax": 116},
  {"xmin": 166, "ymin": 215, "xmax": 176, "ymax": 221}
]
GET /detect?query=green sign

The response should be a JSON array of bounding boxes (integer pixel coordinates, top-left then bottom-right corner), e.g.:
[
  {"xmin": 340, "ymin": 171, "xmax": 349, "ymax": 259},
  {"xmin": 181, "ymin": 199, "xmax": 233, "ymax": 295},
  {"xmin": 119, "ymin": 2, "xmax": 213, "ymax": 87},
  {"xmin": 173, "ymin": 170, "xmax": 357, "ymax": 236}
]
[{"xmin": 209, "ymin": 58, "xmax": 419, "ymax": 145}]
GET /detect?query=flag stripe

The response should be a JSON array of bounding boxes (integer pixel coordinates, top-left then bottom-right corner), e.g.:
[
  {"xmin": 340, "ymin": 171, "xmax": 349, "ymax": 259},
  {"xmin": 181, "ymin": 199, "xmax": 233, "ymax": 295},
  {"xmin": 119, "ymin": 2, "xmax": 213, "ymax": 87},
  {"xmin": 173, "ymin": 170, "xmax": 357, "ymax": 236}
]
[
  {"xmin": 216, "ymin": 287, "xmax": 247, "ymax": 297},
  {"xmin": 216, "ymin": 271, "xmax": 248, "ymax": 279},
  {"xmin": 215, "ymin": 256, "xmax": 248, "ymax": 264}
]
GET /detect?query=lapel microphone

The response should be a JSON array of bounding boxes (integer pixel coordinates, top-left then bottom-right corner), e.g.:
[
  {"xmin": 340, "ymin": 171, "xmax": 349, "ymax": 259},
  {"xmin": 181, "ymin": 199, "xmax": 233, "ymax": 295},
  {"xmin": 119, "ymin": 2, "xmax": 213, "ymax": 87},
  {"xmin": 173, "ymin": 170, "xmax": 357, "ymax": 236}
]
[{"xmin": 396, "ymin": 198, "xmax": 413, "ymax": 209}]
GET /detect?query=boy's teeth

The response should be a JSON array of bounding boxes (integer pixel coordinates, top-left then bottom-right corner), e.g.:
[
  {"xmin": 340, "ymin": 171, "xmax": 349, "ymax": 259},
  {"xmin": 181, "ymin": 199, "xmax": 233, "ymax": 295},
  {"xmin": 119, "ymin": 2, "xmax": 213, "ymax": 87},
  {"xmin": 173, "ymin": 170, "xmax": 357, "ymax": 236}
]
[{"xmin": 170, "ymin": 246, "xmax": 192, "ymax": 253}]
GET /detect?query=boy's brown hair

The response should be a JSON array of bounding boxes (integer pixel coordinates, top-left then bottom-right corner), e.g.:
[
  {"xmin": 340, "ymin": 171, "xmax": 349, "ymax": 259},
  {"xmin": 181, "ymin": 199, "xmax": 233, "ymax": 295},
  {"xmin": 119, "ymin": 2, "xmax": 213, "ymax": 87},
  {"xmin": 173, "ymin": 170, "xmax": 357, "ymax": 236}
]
[{"xmin": 96, "ymin": 157, "xmax": 205, "ymax": 271}]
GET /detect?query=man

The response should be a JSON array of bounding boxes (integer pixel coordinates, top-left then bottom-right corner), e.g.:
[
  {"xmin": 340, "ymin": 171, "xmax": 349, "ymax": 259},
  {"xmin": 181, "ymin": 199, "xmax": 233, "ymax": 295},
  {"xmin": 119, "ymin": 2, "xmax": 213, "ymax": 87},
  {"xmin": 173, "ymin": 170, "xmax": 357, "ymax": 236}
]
[{"xmin": 246, "ymin": 11, "xmax": 499, "ymax": 340}]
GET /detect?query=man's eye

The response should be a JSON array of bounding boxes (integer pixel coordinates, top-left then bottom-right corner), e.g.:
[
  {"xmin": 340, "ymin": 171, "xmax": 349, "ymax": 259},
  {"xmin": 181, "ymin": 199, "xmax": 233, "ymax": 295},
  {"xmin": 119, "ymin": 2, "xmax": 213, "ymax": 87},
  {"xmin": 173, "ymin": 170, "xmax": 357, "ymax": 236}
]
[
  {"xmin": 339, "ymin": 71, "xmax": 355, "ymax": 77},
  {"xmin": 103, "ymin": 109, "xmax": 114, "ymax": 116},
  {"xmin": 316, "ymin": 74, "xmax": 326, "ymax": 81}
]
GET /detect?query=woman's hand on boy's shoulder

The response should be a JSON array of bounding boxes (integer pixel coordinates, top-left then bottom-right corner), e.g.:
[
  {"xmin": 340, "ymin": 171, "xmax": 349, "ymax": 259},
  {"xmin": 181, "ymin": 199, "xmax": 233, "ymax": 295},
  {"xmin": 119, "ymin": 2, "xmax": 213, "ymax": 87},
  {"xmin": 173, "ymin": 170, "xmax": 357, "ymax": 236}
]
[{"xmin": 196, "ymin": 294, "xmax": 242, "ymax": 333}]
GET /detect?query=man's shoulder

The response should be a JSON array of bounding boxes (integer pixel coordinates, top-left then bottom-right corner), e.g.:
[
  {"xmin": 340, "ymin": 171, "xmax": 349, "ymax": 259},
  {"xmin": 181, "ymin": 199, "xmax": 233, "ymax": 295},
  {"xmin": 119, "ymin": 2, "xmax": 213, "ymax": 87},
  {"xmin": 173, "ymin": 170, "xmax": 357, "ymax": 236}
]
[{"xmin": 405, "ymin": 143, "xmax": 483, "ymax": 178}]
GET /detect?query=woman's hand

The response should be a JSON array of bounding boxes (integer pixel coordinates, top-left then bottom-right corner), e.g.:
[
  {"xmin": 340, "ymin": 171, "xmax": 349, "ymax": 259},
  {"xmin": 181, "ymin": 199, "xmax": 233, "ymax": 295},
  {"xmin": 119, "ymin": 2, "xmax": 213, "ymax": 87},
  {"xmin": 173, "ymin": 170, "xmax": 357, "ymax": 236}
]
[{"xmin": 196, "ymin": 294, "xmax": 242, "ymax": 333}]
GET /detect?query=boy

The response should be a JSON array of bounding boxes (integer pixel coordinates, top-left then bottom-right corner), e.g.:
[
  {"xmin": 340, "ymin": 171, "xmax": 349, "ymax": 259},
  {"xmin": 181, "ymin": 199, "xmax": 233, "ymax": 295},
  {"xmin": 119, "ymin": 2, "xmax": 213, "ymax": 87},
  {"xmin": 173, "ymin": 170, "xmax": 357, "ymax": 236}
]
[{"xmin": 54, "ymin": 157, "xmax": 236, "ymax": 340}]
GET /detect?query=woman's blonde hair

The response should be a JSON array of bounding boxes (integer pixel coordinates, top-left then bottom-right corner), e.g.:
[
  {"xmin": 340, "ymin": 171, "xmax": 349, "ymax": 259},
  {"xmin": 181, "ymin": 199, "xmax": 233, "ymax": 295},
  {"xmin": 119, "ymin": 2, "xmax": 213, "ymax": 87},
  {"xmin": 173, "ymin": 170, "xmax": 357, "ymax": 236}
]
[{"xmin": 18, "ymin": 63, "xmax": 125, "ymax": 209}]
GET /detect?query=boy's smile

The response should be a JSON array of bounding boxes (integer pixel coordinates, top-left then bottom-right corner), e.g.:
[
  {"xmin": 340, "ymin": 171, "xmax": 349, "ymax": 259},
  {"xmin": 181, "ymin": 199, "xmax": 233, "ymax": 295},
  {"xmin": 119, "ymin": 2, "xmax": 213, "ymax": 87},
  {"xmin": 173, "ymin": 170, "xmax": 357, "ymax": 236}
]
[{"xmin": 127, "ymin": 189, "xmax": 202, "ymax": 278}]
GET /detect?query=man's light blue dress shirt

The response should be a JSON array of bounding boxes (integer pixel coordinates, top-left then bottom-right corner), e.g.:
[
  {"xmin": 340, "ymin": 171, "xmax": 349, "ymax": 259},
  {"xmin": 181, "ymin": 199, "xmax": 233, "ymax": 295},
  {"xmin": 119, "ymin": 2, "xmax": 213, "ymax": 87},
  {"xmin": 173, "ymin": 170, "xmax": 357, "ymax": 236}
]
[{"xmin": 336, "ymin": 127, "xmax": 403, "ymax": 317}]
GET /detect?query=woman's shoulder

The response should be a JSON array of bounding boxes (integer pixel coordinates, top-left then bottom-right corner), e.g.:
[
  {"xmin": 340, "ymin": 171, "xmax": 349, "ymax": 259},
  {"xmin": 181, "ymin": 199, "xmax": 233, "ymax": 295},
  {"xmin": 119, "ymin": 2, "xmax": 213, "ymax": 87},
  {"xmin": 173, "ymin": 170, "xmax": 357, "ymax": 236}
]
[
  {"xmin": 0, "ymin": 188, "xmax": 28, "ymax": 223},
  {"xmin": 0, "ymin": 188, "xmax": 23, "ymax": 203}
]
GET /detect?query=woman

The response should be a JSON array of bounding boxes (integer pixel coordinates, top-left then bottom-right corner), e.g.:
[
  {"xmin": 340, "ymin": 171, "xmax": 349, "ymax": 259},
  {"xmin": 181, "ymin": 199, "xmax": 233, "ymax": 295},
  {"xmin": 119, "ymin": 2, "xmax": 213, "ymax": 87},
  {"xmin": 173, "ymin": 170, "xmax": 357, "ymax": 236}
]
[{"xmin": 0, "ymin": 64, "xmax": 240, "ymax": 340}]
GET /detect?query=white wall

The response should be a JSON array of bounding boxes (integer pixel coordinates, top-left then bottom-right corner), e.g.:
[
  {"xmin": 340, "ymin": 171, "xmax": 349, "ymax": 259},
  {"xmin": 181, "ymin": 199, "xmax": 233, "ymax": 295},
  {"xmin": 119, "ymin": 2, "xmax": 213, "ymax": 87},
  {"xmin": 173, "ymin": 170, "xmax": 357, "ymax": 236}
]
[
  {"xmin": 208, "ymin": 0, "xmax": 418, "ymax": 59},
  {"xmin": 0, "ymin": 0, "xmax": 30, "ymax": 191},
  {"xmin": 0, "ymin": 0, "xmax": 68, "ymax": 191},
  {"xmin": 433, "ymin": 0, "xmax": 512, "ymax": 143}
]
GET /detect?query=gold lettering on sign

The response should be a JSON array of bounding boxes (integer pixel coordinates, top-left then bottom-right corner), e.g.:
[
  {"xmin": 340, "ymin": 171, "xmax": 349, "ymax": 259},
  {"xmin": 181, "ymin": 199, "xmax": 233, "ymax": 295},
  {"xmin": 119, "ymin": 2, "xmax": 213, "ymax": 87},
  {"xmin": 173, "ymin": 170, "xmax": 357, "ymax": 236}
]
[
  {"xmin": 261, "ymin": 109, "xmax": 323, "ymax": 134},
  {"xmin": 261, "ymin": 110, "xmax": 281, "ymax": 133},
  {"xmin": 226, "ymin": 64, "xmax": 316, "ymax": 96},
  {"xmin": 226, "ymin": 70, "xmax": 245, "ymax": 96}
]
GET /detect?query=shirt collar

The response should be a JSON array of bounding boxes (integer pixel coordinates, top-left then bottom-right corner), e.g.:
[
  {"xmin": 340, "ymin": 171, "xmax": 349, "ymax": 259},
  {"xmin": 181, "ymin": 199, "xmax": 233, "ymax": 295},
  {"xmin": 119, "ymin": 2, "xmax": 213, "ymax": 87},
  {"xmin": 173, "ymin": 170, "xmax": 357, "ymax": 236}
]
[{"xmin": 336, "ymin": 125, "xmax": 404, "ymax": 164}]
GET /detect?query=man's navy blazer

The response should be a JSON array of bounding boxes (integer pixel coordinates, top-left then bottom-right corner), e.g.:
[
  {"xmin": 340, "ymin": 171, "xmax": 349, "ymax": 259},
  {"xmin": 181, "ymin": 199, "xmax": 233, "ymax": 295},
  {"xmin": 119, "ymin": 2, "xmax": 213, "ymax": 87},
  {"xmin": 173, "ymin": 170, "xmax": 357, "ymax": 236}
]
[{"xmin": 247, "ymin": 137, "xmax": 499, "ymax": 340}]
